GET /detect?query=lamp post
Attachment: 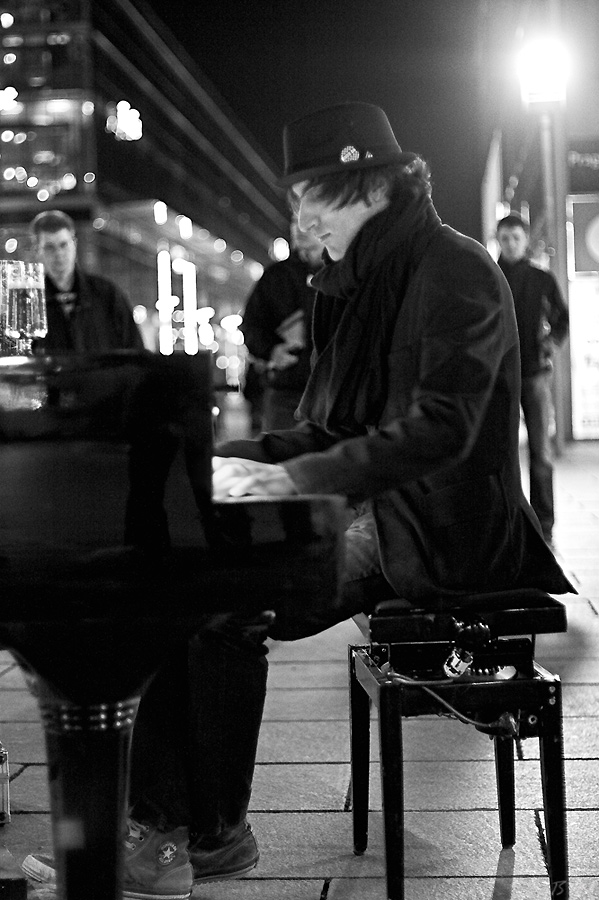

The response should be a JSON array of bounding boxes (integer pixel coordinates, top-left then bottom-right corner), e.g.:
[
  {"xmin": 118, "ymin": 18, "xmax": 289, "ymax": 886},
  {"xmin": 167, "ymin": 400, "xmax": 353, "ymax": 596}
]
[{"xmin": 517, "ymin": 34, "xmax": 572, "ymax": 448}]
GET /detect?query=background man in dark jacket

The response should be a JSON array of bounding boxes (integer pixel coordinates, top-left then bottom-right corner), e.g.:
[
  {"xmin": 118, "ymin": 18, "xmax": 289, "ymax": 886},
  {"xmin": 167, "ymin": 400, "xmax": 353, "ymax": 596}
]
[
  {"xmin": 497, "ymin": 213, "xmax": 569, "ymax": 545},
  {"xmin": 242, "ymin": 219, "xmax": 322, "ymax": 430},
  {"xmin": 30, "ymin": 210, "xmax": 144, "ymax": 353},
  {"xmin": 24, "ymin": 104, "xmax": 572, "ymax": 898}
]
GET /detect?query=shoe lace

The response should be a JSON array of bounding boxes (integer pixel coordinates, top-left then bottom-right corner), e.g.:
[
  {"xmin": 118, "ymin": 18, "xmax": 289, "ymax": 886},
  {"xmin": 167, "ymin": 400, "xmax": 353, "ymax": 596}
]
[{"xmin": 124, "ymin": 818, "xmax": 150, "ymax": 850}]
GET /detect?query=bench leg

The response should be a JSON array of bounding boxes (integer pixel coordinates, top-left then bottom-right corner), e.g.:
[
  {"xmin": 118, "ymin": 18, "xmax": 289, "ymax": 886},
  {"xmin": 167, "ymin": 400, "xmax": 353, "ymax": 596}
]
[
  {"xmin": 495, "ymin": 735, "xmax": 516, "ymax": 846},
  {"xmin": 349, "ymin": 648, "xmax": 371, "ymax": 854},
  {"xmin": 539, "ymin": 683, "xmax": 568, "ymax": 899},
  {"xmin": 379, "ymin": 683, "xmax": 405, "ymax": 900}
]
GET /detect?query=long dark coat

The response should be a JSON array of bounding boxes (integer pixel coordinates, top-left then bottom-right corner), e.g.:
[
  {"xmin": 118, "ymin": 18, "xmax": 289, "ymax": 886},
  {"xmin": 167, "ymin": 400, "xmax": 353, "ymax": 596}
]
[{"xmin": 219, "ymin": 216, "xmax": 572, "ymax": 604}]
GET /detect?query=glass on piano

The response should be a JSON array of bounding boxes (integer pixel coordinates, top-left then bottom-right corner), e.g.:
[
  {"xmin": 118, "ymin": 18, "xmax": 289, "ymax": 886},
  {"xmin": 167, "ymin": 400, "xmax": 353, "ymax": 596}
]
[
  {"xmin": 5, "ymin": 261, "xmax": 48, "ymax": 355},
  {"xmin": 0, "ymin": 260, "xmax": 14, "ymax": 355}
]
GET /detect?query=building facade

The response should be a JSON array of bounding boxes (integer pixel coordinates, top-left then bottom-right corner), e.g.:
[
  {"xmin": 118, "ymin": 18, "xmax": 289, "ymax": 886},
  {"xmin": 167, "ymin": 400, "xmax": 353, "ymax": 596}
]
[{"xmin": 0, "ymin": 0, "xmax": 290, "ymax": 362}]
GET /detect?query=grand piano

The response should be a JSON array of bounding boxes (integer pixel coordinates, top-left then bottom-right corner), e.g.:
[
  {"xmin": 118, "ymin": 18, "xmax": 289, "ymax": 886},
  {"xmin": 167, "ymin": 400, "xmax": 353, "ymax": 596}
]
[{"xmin": 0, "ymin": 350, "xmax": 346, "ymax": 900}]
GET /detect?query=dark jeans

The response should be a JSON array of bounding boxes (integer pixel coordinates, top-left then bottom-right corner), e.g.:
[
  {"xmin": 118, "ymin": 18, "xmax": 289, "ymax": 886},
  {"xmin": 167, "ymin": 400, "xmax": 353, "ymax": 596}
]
[
  {"xmin": 129, "ymin": 511, "xmax": 394, "ymax": 839},
  {"xmin": 521, "ymin": 372, "xmax": 554, "ymax": 538}
]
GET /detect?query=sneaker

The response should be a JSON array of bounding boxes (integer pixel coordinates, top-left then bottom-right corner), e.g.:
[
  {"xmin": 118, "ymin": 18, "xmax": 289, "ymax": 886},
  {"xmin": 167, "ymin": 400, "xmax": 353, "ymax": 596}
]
[
  {"xmin": 122, "ymin": 819, "xmax": 192, "ymax": 900},
  {"xmin": 21, "ymin": 853, "xmax": 55, "ymax": 885},
  {"xmin": 190, "ymin": 821, "xmax": 259, "ymax": 883},
  {"xmin": 21, "ymin": 818, "xmax": 193, "ymax": 900}
]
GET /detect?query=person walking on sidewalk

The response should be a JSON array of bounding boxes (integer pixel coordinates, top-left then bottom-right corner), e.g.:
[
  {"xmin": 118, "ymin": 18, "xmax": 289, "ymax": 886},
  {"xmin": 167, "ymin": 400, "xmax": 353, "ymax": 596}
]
[
  {"xmin": 497, "ymin": 212, "xmax": 569, "ymax": 545},
  {"xmin": 22, "ymin": 103, "xmax": 574, "ymax": 900}
]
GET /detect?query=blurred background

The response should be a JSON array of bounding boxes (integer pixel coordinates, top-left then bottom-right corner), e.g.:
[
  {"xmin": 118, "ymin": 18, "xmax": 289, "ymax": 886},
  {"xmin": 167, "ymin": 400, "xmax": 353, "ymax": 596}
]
[{"xmin": 0, "ymin": 0, "xmax": 598, "ymax": 442}]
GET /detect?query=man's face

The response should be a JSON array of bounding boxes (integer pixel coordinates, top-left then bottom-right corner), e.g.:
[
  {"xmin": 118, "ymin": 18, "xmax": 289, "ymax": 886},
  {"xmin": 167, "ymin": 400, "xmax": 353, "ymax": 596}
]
[
  {"xmin": 497, "ymin": 225, "xmax": 529, "ymax": 264},
  {"xmin": 292, "ymin": 181, "xmax": 388, "ymax": 261},
  {"xmin": 290, "ymin": 221, "xmax": 323, "ymax": 267},
  {"xmin": 36, "ymin": 227, "xmax": 77, "ymax": 284}
]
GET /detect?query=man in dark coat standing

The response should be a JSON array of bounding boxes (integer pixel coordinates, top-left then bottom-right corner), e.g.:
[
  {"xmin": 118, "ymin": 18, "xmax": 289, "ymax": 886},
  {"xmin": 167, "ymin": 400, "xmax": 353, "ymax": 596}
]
[
  {"xmin": 242, "ymin": 220, "xmax": 322, "ymax": 430},
  {"xmin": 497, "ymin": 212, "xmax": 569, "ymax": 545},
  {"xmin": 30, "ymin": 210, "xmax": 144, "ymax": 353}
]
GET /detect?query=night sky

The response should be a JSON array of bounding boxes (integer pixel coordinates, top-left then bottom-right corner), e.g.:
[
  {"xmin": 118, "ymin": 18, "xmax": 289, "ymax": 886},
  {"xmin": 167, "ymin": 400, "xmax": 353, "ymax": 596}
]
[{"xmin": 146, "ymin": 0, "xmax": 511, "ymax": 240}]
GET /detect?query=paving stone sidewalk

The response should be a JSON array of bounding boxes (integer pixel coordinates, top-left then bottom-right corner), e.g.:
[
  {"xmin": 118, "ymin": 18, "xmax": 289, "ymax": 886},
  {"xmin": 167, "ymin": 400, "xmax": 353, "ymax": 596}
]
[{"xmin": 0, "ymin": 439, "xmax": 597, "ymax": 899}]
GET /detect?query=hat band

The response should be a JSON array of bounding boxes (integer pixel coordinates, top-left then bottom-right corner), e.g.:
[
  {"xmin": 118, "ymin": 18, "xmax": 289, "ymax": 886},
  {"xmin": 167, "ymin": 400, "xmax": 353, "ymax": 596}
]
[{"xmin": 286, "ymin": 143, "xmax": 402, "ymax": 178}]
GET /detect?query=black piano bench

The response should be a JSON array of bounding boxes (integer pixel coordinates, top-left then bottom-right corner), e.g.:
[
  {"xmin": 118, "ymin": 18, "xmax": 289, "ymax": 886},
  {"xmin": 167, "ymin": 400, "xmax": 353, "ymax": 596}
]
[{"xmin": 348, "ymin": 588, "xmax": 569, "ymax": 900}]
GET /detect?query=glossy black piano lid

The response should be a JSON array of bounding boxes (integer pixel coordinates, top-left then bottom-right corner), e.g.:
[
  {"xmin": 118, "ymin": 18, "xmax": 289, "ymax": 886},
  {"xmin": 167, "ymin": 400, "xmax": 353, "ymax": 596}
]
[{"xmin": 0, "ymin": 351, "xmax": 214, "ymax": 556}]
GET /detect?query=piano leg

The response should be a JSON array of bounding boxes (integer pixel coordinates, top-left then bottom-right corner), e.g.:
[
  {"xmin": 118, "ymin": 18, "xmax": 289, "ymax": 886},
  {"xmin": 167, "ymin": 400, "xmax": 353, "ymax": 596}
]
[
  {"xmin": 38, "ymin": 688, "xmax": 139, "ymax": 900},
  {"xmin": 1, "ymin": 616, "xmax": 213, "ymax": 900}
]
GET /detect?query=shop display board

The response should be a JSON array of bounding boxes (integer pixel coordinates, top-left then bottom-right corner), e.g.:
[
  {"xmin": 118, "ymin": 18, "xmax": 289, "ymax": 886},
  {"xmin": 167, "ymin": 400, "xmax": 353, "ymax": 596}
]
[{"xmin": 569, "ymin": 275, "xmax": 599, "ymax": 439}]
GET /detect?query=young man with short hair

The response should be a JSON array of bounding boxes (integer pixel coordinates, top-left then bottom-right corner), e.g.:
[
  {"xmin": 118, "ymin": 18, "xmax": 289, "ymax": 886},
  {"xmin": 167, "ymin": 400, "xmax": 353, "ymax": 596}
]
[{"xmin": 30, "ymin": 210, "xmax": 144, "ymax": 352}]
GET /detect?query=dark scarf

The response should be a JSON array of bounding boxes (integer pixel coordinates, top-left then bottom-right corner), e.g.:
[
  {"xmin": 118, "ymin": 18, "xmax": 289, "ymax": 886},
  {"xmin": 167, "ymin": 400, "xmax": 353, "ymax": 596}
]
[{"xmin": 297, "ymin": 186, "xmax": 440, "ymax": 433}]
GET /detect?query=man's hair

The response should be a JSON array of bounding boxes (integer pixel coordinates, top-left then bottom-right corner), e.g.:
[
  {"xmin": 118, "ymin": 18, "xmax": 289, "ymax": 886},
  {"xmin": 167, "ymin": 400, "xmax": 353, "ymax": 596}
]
[
  {"xmin": 497, "ymin": 213, "xmax": 529, "ymax": 234},
  {"xmin": 30, "ymin": 210, "xmax": 76, "ymax": 240},
  {"xmin": 287, "ymin": 154, "xmax": 432, "ymax": 213}
]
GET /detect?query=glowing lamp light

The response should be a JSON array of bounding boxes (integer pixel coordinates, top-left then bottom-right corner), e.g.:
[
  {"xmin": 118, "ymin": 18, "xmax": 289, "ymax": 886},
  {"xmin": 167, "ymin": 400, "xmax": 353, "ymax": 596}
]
[
  {"xmin": 198, "ymin": 323, "xmax": 215, "ymax": 346},
  {"xmin": 180, "ymin": 260, "xmax": 199, "ymax": 355},
  {"xmin": 171, "ymin": 256, "xmax": 187, "ymax": 275},
  {"xmin": 248, "ymin": 261, "xmax": 264, "ymax": 281},
  {"xmin": 106, "ymin": 100, "xmax": 142, "ymax": 141},
  {"xmin": 177, "ymin": 216, "xmax": 193, "ymax": 240},
  {"xmin": 156, "ymin": 249, "xmax": 174, "ymax": 355},
  {"xmin": 220, "ymin": 314, "xmax": 242, "ymax": 332},
  {"xmin": 0, "ymin": 87, "xmax": 17, "ymax": 112},
  {"xmin": 272, "ymin": 237, "xmax": 290, "ymax": 262},
  {"xmin": 517, "ymin": 37, "xmax": 570, "ymax": 106},
  {"xmin": 132, "ymin": 305, "xmax": 147, "ymax": 324},
  {"xmin": 153, "ymin": 201, "xmax": 168, "ymax": 225}
]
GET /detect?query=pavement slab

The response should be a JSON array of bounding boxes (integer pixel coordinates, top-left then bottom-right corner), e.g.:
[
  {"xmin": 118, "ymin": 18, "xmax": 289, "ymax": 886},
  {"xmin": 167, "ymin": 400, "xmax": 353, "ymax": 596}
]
[{"xmin": 0, "ymin": 440, "xmax": 597, "ymax": 897}]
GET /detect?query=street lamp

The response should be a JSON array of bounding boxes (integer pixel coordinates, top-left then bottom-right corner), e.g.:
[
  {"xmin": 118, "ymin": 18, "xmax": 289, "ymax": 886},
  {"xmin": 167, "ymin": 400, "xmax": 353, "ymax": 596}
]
[
  {"xmin": 517, "ymin": 34, "xmax": 572, "ymax": 446},
  {"xmin": 517, "ymin": 37, "xmax": 569, "ymax": 106}
]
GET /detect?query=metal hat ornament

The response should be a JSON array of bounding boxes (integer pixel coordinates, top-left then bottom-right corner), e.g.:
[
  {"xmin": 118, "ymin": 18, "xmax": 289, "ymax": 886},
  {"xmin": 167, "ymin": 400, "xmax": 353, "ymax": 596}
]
[{"xmin": 279, "ymin": 102, "xmax": 404, "ymax": 187}]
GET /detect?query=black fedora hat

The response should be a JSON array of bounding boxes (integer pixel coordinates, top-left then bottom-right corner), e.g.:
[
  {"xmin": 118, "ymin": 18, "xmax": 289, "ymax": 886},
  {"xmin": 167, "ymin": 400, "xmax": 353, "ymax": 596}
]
[{"xmin": 279, "ymin": 102, "xmax": 403, "ymax": 187}]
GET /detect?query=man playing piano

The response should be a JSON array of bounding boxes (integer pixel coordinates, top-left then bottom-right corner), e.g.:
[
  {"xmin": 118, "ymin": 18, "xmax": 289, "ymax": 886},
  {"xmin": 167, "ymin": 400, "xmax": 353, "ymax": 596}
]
[{"xmin": 23, "ymin": 103, "xmax": 573, "ymax": 898}]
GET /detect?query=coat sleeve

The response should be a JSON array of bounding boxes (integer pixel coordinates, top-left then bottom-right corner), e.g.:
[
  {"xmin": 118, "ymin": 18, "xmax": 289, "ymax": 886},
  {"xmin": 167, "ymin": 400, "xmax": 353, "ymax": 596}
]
[
  {"xmin": 216, "ymin": 419, "xmax": 340, "ymax": 462},
  {"xmin": 282, "ymin": 246, "xmax": 516, "ymax": 502},
  {"xmin": 546, "ymin": 272, "xmax": 569, "ymax": 346}
]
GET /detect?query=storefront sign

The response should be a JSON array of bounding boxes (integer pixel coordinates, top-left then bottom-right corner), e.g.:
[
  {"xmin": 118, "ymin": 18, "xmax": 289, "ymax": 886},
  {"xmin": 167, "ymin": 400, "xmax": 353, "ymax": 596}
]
[
  {"xmin": 567, "ymin": 195, "xmax": 599, "ymax": 275},
  {"xmin": 569, "ymin": 139, "xmax": 599, "ymax": 193}
]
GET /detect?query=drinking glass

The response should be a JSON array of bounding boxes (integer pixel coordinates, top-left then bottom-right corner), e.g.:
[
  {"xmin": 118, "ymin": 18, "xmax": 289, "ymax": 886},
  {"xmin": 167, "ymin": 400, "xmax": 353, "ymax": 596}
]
[
  {"xmin": 5, "ymin": 261, "xmax": 47, "ymax": 355},
  {"xmin": 0, "ymin": 260, "xmax": 13, "ymax": 355}
]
